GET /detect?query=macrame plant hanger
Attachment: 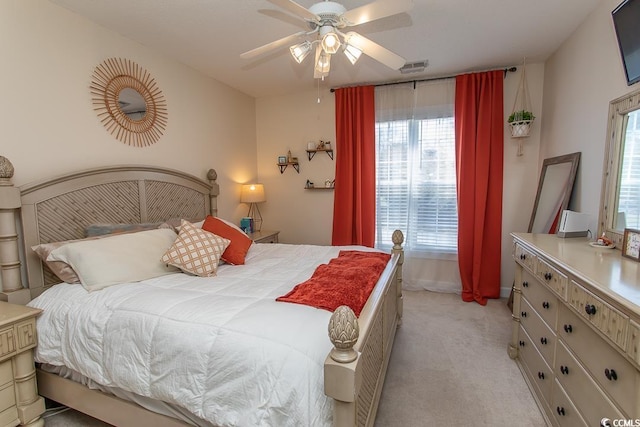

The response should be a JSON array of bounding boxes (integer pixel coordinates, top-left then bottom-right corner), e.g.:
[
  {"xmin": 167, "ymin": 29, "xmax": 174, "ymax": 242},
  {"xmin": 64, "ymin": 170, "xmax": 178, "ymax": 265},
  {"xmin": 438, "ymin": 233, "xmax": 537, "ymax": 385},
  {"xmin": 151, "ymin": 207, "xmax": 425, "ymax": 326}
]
[{"xmin": 509, "ymin": 58, "xmax": 535, "ymax": 156}]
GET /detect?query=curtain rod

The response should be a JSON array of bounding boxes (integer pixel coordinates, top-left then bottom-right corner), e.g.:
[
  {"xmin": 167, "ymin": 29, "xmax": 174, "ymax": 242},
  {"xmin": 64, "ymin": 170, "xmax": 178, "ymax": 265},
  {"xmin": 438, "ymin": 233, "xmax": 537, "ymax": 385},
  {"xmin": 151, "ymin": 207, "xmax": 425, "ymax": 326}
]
[{"xmin": 329, "ymin": 66, "xmax": 518, "ymax": 92}]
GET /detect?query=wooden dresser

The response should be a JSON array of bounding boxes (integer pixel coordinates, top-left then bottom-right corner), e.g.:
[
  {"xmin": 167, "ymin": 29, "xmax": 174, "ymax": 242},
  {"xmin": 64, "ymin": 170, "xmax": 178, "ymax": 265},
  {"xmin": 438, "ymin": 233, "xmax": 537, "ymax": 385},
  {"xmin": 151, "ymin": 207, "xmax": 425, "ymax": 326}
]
[
  {"xmin": 0, "ymin": 302, "xmax": 44, "ymax": 427},
  {"xmin": 509, "ymin": 233, "xmax": 640, "ymax": 426}
]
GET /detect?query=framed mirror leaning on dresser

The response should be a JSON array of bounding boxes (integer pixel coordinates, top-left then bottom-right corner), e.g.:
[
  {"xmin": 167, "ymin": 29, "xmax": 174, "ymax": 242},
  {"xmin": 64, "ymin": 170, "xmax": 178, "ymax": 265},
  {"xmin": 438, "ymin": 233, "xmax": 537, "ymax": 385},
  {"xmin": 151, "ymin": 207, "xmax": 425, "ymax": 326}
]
[
  {"xmin": 528, "ymin": 152, "xmax": 581, "ymax": 234},
  {"xmin": 599, "ymin": 87, "xmax": 640, "ymax": 248}
]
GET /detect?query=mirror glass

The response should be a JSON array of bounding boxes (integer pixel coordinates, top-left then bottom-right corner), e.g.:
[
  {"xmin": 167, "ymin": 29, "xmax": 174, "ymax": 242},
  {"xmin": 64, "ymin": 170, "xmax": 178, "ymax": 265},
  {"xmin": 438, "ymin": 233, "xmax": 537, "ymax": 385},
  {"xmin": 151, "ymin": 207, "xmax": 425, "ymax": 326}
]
[
  {"xmin": 529, "ymin": 152, "xmax": 581, "ymax": 233},
  {"xmin": 612, "ymin": 109, "xmax": 640, "ymax": 231},
  {"xmin": 118, "ymin": 88, "xmax": 147, "ymax": 120},
  {"xmin": 90, "ymin": 58, "xmax": 167, "ymax": 147},
  {"xmin": 599, "ymin": 88, "xmax": 640, "ymax": 246}
]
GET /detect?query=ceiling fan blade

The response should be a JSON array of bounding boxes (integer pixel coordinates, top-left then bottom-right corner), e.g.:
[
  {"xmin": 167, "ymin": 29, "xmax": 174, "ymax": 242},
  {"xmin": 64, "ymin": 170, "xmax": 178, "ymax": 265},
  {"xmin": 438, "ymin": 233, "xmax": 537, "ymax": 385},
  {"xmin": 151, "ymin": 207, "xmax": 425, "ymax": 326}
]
[
  {"xmin": 267, "ymin": 0, "xmax": 320, "ymax": 22},
  {"xmin": 240, "ymin": 31, "xmax": 307, "ymax": 59},
  {"xmin": 342, "ymin": 0, "xmax": 413, "ymax": 26},
  {"xmin": 344, "ymin": 31, "xmax": 406, "ymax": 70}
]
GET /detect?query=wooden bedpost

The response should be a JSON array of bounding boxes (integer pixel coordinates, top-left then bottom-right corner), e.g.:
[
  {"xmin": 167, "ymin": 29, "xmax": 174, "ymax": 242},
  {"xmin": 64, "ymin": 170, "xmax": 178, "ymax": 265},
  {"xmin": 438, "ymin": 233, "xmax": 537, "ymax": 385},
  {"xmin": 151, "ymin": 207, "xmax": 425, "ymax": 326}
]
[
  {"xmin": 0, "ymin": 156, "xmax": 30, "ymax": 304},
  {"xmin": 325, "ymin": 306, "xmax": 361, "ymax": 426},
  {"xmin": 325, "ymin": 230, "xmax": 405, "ymax": 426},
  {"xmin": 206, "ymin": 169, "xmax": 219, "ymax": 217},
  {"xmin": 392, "ymin": 229, "xmax": 404, "ymax": 325}
]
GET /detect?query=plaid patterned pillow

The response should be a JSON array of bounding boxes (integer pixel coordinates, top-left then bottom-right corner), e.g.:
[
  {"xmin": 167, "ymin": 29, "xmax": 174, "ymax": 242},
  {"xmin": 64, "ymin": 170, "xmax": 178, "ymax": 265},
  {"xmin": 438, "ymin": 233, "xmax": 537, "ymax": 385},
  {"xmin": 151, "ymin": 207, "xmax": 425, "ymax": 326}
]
[{"xmin": 161, "ymin": 220, "xmax": 230, "ymax": 277}]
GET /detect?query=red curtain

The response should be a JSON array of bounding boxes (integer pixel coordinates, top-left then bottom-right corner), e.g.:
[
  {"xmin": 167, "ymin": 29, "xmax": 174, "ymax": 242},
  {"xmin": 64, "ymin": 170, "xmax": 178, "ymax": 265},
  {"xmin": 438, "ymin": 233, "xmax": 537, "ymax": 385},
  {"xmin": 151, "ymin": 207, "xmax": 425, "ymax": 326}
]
[
  {"xmin": 332, "ymin": 86, "xmax": 376, "ymax": 247},
  {"xmin": 455, "ymin": 71, "xmax": 504, "ymax": 305}
]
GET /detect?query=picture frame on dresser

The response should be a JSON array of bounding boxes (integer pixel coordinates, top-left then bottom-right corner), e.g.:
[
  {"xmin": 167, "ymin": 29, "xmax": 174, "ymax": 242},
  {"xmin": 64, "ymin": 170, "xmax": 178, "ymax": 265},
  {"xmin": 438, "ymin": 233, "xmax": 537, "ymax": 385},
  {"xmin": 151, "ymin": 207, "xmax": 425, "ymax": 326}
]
[{"xmin": 622, "ymin": 228, "xmax": 640, "ymax": 260}]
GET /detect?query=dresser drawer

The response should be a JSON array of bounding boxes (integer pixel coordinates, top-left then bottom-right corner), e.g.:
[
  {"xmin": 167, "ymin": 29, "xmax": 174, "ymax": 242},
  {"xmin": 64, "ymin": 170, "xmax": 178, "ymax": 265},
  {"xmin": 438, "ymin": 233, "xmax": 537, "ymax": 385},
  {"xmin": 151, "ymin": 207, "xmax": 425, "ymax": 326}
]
[
  {"xmin": 555, "ymin": 340, "xmax": 625, "ymax": 425},
  {"xmin": 567, "ymin": 281, "xmax": 628, "ymax": 350},
  {"xmin": 627, "ymin": 320, "xmax": 640, "ymax": 366},
  {"xmin": 0, "ymin": 404, "xmax": 19, "ymax": 427},
  {"xmin": 0, "ymin": 327, "xmax": 15, "ymax": 360},
  {"xmin": 0, "ymin": 360, "xmax": 12, "ymax": 388},
  {"xmin": 551, "ymin": 379, "xmax": 587, "ymax": 427},
  {"xmin": 536, "ymin": 257, "xmax": 568, "ymax": 300},
  {"xmin": 521, "ymin": 269, "xmax": 558, "ymax": 329},
  {"xmin": 521, "ymin": 297, "xmax": 556, "ymax": 365},
  {"xmin": 518, "ymin": 325, "xmax": 553, "ymax": 400},
  {"xmin": 515, "ymin": 242, "xmax": 537, "ymax": 272},
  {"xmin": 0, "ymin": 379, "xmax": 16, "ymax": 414},
  {"xmin": 558, "ymin": 304, "xmax": 638, "ymax": 417}
]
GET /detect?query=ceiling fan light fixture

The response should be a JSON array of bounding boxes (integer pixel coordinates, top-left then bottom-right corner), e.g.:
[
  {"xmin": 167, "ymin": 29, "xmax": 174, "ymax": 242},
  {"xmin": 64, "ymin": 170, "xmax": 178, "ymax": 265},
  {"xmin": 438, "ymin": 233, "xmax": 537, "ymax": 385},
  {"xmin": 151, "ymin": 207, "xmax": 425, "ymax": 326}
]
[
  {"xmin": 315, "ymin": 50, "xmax": 331, "ymax": 74},
  {"xmin": 343, "ymin": 43, "xmax": 362, "ymax": 65},
  {"xmin": 321, "ymin": 31, "xmax": 341, "ymax": 54},
  {"xmin": 290, "ymin": 41, "xmax": 312, "ymax": 64}
]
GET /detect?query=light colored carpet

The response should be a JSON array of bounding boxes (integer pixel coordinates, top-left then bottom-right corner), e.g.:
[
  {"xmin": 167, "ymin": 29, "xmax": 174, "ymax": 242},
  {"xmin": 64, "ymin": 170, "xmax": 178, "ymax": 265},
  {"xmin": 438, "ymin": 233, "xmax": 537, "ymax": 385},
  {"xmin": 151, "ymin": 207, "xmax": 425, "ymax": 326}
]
[
  {"xmin": 374, "ymin": 290, "xmax": 545, "ymax": 426},
  {"xmin": 42, "ymin": 290, "xmax": 545, "ymax": 426}
]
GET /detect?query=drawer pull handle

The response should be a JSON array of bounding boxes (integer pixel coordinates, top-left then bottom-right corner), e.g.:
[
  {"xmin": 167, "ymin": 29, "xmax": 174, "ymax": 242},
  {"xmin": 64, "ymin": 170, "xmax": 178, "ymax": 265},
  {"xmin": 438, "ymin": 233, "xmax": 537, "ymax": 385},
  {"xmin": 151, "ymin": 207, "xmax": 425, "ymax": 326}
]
[
  {"xmin": 560, "ymin": 365, "xmax": 569, "ymax": 375},
  {"xmin": 522, "ymin": 281, "xmax": 529, "ymax": 288},
  {"xmin": 604, "ymin": 368, "xmax": 618, "ymax": 381},
  {"xmin": 556, "ymin": 407, "xmax": 565, "ymax": 416},
  {"xmin": 585, "ymin": 304, "xmax": 597, "ymax": 315},
  {"xmin": 544, "ymin": 272, "xmax": 552, "ymax": 281},
  {"xmin": 520, "ymin": 254, "xmax": 526, "ymax": 260},
  {"xmin": 542, "ymin": 301, "xmax": 550, "ymax": 310},
  {"xmin": 519, "ymin": 340, "xmax": 525, "ymax": 347},
  {"xmin": 538, "ymin": 371, "xmax": 545, "ymax": 380},
  {"xmin": 540, "ymin": 337, "xmax": 548, "ymax": 345},
  {"xmin": 563, "ymin": 324, "xmax": 573, "ymax": 333},
  {"xmin": 521, "ymin": 311, "xmax": 527, "ymax": 318}
]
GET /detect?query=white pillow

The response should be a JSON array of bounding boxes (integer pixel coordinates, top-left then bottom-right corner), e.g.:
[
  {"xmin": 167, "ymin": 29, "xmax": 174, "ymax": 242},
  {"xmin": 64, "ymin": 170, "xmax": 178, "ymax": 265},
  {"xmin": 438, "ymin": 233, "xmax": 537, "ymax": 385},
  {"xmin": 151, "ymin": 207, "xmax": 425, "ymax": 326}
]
[{"xmin": 47, "ymin": 228, "xmax": 180, "ymax": 292}]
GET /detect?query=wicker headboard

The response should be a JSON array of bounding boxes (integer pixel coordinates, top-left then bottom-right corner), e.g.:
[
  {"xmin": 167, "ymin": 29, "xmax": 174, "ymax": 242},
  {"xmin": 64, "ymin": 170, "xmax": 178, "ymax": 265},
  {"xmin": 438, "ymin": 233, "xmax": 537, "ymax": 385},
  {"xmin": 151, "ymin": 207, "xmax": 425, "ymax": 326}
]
[{"xmin": 0, "ymin": 162, "xmax": 218, "ymax": 302}]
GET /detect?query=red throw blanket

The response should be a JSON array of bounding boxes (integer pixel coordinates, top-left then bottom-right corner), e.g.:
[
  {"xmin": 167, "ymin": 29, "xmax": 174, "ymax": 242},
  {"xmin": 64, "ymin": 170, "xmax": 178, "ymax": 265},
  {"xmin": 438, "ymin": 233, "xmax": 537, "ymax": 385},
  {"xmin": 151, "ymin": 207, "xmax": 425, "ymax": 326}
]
[{"xmin": 276, "ymin": 250, "xmax": 392, "ymax": 316}]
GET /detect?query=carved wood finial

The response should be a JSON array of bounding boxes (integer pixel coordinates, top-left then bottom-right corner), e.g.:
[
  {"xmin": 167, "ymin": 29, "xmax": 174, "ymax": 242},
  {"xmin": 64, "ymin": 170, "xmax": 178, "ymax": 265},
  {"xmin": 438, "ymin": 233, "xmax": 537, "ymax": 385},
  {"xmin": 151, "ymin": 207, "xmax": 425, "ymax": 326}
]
[
  {"xmin": 328, "ymin": 305, "xmax": 359, "ymax": 363},
  {"xmin": 0, "ymin": 156, "xmax": 15, "ymax": 181},
  {"xmin": 206, "ymin": 169, "xmax": 217, "ymax": 182},
  {"xmin": 392, "ymin": 229, "xmax": 404, "ymax": 249}
]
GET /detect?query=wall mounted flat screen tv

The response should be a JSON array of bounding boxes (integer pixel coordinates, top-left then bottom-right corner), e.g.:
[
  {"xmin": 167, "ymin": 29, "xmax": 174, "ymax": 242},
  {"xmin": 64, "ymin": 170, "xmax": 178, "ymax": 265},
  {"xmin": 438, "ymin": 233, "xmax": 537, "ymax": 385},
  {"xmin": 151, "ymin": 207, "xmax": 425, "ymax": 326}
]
[{"xmin": 612, "ymin": 0, "xmax": 640, "ymax": 85}]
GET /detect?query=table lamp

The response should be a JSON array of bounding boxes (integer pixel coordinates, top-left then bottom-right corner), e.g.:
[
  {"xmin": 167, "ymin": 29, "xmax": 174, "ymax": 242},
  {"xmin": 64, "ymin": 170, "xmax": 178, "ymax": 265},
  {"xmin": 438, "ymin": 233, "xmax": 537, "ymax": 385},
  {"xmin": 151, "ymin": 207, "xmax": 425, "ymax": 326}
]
[{"xmin": 240, "ymin": 184, "xmax": 265, "ymax": 232}]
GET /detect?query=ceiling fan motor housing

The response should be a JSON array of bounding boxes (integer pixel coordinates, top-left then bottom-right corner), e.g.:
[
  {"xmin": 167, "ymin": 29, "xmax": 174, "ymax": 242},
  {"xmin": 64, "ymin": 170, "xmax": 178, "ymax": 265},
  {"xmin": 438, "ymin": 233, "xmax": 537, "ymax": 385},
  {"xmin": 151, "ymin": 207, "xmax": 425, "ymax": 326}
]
[{"xmin": 308, "ymin": 1, "xmax": 347, "ymax": 29}]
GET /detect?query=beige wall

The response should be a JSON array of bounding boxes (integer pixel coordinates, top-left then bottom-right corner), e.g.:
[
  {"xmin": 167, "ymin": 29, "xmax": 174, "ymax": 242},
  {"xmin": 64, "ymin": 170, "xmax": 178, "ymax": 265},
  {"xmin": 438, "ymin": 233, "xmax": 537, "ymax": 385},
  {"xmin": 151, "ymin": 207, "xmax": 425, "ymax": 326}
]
[
  {"xmin": 256, "ymin": 88, "xmax": 336, "ymax": 245},
  {"xmin": 541, "ymin": 0, "xmax": 636, "ymax": 232},
  {"xmin": 501, "ymin": 63, "xmax": 546, "ymax": 296},
  {"xmin": 0, "ymin": 0, "xmax": 257, "ymax": 221}
]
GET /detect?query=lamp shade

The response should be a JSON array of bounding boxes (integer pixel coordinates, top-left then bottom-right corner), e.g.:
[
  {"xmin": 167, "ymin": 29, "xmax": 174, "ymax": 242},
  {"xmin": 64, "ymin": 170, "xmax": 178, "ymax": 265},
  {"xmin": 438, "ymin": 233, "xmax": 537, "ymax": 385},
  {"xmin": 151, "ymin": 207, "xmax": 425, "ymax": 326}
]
[
  {"xmin": 240, "ymin": 184, "xmax": 266, "ymax": 203},
  {"xmin": 290, "ymin": 41, "xmax": 312, "ymax": 64},
  {"xmin": 343, "ymin": 43, "xmax": 362, "ymax": 65}
]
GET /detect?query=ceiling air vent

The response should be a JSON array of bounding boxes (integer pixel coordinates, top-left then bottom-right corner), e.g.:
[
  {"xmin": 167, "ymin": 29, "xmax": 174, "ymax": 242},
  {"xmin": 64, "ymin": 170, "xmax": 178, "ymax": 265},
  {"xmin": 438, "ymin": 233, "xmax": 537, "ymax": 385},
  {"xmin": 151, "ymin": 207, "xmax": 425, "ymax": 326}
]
[{"xmin": 400, "ymin": 60, "xmax": 428, "ymax": 74}]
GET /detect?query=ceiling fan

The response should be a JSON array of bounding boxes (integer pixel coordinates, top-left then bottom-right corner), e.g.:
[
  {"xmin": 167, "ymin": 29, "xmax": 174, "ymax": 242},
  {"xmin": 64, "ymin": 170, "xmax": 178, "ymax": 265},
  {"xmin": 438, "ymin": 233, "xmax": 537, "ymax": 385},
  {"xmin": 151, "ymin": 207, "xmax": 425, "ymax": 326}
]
[{"xmin": 240, "ymin": 0, "xmax": 413, "ymax": 79}]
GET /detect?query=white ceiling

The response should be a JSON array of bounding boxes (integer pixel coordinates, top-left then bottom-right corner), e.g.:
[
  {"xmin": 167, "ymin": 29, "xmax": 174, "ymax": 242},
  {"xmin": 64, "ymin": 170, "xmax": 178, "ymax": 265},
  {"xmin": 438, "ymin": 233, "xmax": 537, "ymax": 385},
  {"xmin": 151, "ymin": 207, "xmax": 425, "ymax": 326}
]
[{"xmin": 49, "ymin": 0, "xmax": 602, "ymax": 98}]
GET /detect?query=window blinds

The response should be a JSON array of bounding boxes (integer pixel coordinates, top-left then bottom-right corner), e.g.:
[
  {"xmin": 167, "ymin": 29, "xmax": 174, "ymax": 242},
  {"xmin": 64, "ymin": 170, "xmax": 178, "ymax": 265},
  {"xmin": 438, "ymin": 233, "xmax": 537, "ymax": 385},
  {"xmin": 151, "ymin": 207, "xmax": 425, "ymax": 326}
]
[{"xmin": 375, "ymin": 79, "xmax": 457, "ymax": 253}]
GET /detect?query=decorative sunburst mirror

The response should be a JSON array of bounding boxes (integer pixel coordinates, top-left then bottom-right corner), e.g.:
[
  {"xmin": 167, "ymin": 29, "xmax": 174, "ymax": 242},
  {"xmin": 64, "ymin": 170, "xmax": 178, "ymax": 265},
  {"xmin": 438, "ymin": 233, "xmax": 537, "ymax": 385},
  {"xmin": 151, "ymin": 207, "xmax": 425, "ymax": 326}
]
[{"xmin": 90, "ymin": 58, "xmax": 168, "ymax": 147}]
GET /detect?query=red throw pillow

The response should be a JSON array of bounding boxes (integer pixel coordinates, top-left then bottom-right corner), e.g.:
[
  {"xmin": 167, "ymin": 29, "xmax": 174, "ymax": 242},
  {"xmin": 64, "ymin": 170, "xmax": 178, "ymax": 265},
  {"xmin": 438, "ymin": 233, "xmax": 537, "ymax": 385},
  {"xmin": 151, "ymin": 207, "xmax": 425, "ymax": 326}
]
[{"xmin": 202, "ymin": 216, "xmax": 252, "ymax": 265}]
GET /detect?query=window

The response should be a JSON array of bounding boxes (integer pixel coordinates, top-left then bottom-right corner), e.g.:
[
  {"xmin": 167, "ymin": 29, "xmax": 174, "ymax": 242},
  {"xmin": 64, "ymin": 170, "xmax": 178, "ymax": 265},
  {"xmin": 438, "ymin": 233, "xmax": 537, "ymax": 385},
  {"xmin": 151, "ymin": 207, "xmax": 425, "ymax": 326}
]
[{"xmin": 374, "ymin": 80, "xmax": 457, "ymax": 254}]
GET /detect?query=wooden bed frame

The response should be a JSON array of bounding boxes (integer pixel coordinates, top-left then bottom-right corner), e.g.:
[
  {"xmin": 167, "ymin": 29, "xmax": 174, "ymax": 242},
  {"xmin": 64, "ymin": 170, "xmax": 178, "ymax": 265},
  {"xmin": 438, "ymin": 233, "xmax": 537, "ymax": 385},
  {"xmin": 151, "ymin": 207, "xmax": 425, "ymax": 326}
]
[{"xmin": 0, "ymin": 158, "xmax": 404, "ymax": 427}]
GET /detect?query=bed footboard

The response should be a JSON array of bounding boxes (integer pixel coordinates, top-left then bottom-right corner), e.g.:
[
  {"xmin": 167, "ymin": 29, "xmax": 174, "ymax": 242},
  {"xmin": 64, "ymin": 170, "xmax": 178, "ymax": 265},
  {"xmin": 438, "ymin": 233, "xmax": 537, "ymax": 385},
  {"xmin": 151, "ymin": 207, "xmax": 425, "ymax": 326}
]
[{"xmin": 324, "ymin": 230, "xmax": 404, "ymax": 427}]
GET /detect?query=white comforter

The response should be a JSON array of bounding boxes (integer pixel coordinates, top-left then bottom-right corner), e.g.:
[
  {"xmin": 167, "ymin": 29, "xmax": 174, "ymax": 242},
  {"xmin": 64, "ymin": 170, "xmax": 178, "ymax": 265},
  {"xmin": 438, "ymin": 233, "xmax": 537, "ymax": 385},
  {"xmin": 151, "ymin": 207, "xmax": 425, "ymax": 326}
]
[{"xmin": 29, "ymin": 243, "xmax": 379, "ymax": 426}]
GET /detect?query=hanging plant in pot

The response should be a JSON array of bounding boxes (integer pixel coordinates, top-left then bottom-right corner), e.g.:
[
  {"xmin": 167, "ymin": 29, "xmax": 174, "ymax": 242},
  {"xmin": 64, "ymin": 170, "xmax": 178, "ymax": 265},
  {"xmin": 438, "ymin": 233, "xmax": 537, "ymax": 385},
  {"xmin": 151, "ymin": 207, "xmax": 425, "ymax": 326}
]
[{"xmin": 508, "ymin": 109, "xmax": 535, "ymax": 138}]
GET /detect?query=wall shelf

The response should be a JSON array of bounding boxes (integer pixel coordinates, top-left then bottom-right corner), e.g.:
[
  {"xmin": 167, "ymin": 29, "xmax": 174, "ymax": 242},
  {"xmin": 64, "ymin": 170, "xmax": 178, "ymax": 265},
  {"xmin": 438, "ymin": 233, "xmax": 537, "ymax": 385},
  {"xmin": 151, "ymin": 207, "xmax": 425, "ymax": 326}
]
[
  {"xmin": 278, "ymin": 162, "xmax": 299, "ymax": 174},
  {"xmin": 304, "ymin": 187, "xmax": 334, "ymax": 190},
  {"xmin": 306, "ymin": 149, "xmax": 333, "ymax": 161}
]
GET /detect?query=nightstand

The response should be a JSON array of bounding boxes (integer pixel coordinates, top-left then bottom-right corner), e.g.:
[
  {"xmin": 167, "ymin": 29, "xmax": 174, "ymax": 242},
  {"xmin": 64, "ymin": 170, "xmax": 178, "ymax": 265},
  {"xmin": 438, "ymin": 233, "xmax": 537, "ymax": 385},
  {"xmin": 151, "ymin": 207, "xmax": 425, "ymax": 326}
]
[
  {"xmin": 0, "ymin": 302, "xmax": 45, "ymax": 427},
  {"xmin": 248, "ymin": 230, "xmax": 280, "ymax": 243}
]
